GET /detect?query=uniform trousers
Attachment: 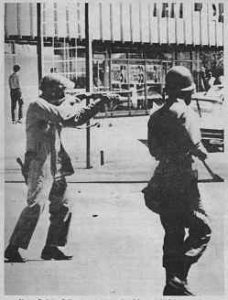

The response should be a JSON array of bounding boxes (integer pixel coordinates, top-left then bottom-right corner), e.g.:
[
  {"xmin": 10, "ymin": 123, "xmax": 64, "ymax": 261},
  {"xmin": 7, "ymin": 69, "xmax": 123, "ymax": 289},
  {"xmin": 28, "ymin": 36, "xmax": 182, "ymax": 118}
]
[
  {"xmin": 9, "ymin": 156, "xmax": 72, "ymax": 249},
  {"xmin": 151, "ymin": 160, "xmax": 212, "ymax": 280},
  {"xmin": 160, "ymin": 207, "xmax": 211, "ymax": 279}
]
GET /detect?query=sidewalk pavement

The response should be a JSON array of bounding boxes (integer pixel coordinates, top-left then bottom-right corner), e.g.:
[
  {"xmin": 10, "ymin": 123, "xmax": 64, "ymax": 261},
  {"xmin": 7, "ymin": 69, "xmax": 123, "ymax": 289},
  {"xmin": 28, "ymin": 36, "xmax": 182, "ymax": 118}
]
[
  {"xmin": 4, "ymin": 115, "xmax": 227, "ymax": 297},
  {"xmin": 4, "ymin": 180, "xmax": 226, "ymax": 296},
  {"xmin": 4, "ymin": 115, "xmax": 227, "ymax": 183}
]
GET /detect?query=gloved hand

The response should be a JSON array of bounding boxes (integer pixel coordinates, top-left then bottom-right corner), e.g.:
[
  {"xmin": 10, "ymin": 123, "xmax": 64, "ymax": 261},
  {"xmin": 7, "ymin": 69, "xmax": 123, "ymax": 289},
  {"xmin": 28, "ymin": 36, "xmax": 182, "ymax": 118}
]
[
  {"xmin": 188, "ymin": 143, "xmax": 207, "ymax": 161},
  {"xmin": 196, "ymin": 149, "xmax": 207, "ymax": 161},
  {"xmin": 97, "ymin": 92, "xmax": 120, "ymax": 110}
]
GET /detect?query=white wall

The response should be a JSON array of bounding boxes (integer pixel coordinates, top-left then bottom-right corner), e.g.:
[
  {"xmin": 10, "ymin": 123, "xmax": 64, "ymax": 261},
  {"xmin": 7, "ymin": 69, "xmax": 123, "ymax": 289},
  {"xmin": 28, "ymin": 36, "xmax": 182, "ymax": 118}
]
[
  {"xmin": 4, "ymin": 44, "xmax": 39, "ymax": 122},
  {"xmin": 4, "ymin": 1, "xmax": 224, "ymax": 46}
]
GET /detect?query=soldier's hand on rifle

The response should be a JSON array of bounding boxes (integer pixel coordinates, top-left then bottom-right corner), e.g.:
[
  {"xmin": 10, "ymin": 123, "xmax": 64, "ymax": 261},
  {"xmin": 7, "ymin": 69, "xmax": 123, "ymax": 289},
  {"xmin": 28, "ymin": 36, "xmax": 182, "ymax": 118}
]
[
  {"xmin": 187, "ymin": 146, "xmax": 207, "ymax": 161},
  {"xmin": 195, "ymin": 149, "xmax": 207, "ymax": 161},
  {"xmin": 99, "ymin": 93, "xmax": 120, "ymax": 109},
  {"xmin": 102, "ymin": 92, "xmax": 120, "ymax": 102}
]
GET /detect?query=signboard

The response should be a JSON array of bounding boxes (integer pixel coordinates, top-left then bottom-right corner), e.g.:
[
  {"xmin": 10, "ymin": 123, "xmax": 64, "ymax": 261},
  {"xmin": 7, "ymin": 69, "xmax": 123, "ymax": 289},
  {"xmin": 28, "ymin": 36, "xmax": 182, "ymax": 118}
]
[
  {"xmin": 129, "ymin": 65, "xmax": 144, "ymax": 84},
  {"xmin": 111, "ymin": 64, "xmax": 127, "ymax": 84},
  {"xmin": 111, "ymin": 62, "xmax": 165, "ymax": 85},
  {"xmin": 146, "ymin": 64, "xmax": 163, "ymax": 83}
]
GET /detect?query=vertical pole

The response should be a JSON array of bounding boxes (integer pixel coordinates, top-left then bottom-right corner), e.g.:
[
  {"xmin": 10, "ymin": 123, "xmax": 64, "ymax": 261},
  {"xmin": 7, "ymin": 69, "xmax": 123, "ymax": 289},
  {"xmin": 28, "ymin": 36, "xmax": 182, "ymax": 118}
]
[
  {"xmin": 104, "ymin": 48, "xmax": 109, "ymax": 90},
  {"xmin": 157, "ymin": 2, "xmax": 160, "ymax": 45},
  {"xmin": 190, "ymin": 48, "xmax": 193, "ymax": 76},
  {"xmin": 196, "ymin": 48, "xmax": 200, "ymax": 92},
  {"xmin": 199, "ymin": 5, "xmax": 202, "ymax": 46},
  {"xmin": 126, "ymin": 52, "xmax": 131, "ymax": 114},
  {"xmin": 144, "ymin": 54, "xmax": 148, "ymax": 111},
  {"xmin": 191, "ymin": 1, "xmax": 194, "ymax": 46},
  {"xmin": 12, "ymin": 41, "xmax": 16, "ymax": 65},
  {"xmin": 148, "ymin": 3, "xmax": 152, "ymax": 44},
  {"xmin": 214, "ymin": 5, "xmax": 218, "ymax": 47},
  {"xmin": 207, "ymin": 0, "xmax": 210, "ymax": 46},
  {"xmin": 85, "ymin": 2, "xmax": 93, "ymax": 168},
  {"xmin": 108, "ymin": 48, "xmax": 112, "ymax": 90},
  {"xmin": 100, "ymin": 150, "xmax": 104, "ymax": 166},
  {"xmin": 37, "ymin": 3, "xmax": 42, "ymax": 84}
]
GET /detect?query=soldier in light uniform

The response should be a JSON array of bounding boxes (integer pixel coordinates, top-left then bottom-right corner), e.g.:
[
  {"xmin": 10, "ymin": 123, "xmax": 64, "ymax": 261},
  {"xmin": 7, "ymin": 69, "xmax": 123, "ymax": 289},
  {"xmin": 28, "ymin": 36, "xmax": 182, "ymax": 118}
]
[
  {"xmin": 143, "ymin": 66, "xmax": 211, "ymax": 295},
  {"xmin": 5, "ymin": 74, "xmax": 112, "ymax": 262}
]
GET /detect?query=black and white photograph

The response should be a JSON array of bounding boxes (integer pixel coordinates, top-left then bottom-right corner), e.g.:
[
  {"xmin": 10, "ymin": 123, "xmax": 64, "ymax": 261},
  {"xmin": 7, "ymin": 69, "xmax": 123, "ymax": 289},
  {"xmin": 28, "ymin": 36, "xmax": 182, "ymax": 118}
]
[{"xmin": 1, "ymin": 0, "xmax": 227, "ymax": 299}]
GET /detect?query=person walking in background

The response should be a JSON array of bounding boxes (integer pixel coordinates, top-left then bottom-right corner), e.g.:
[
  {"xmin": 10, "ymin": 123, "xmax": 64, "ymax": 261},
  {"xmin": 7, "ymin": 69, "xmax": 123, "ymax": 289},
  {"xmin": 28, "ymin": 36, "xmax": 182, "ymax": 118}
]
[
  {"xmin": 199, "ymin": 66, "xmax": 207, "ymax": 91},
  {"xmin": 143, "ymin": 66, "xmax": 211, "ymax": 296},
  {"xmin": 9, "ymin": 64, "xmax": 23, "ymax": 124},
  {"xmin": 5, "ymin": 73, "xmax": 114, "ymax": 263},
  {"xmin": 205, "ymin": 70, "xmax": 215, "ymax": 91}
]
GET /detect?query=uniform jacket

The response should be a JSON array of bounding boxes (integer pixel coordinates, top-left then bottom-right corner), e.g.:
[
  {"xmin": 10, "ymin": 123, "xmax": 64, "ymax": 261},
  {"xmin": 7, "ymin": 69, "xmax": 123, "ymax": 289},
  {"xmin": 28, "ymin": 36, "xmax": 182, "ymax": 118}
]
[
  {"xmin": 148, "ymin": 99, "xmax": 206, "ymax": 164},
  {"xmin": 24, "ymin": 96, "xmax": 103, "ymax": 180},
  {"xmin": 143, "ymin": 99, "xmax": 207, "ymax": 213}
]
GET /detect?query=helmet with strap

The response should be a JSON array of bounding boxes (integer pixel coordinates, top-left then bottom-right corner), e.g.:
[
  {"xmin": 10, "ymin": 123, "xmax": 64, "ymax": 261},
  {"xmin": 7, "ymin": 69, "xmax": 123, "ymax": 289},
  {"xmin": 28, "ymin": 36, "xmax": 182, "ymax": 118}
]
[{"xmin": 165, "ymin": 66, "xmax": 195, "ymax": 94}]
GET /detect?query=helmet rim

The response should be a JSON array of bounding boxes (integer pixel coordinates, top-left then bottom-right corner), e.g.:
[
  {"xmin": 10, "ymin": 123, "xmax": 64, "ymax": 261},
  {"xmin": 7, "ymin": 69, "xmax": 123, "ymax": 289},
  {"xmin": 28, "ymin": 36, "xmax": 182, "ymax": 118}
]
[
  {"xmin": 40, "ymin": 73, "xmax": 74, "ymax": 92},
  {"xmin": 179, "ymin": 83, "xmax": 195, "ymax": 92},
  {"xmin": 165, "ymin": 66, "xmax": 195, "ymax": 94}
]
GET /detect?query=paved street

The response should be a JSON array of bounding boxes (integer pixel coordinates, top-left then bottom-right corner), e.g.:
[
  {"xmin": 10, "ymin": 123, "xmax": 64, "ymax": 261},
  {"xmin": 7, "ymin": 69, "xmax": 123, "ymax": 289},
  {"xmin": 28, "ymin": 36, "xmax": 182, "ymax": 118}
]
[{"xmin": 4, "ymin": 113, "xmax": 228, "ymax": 297}]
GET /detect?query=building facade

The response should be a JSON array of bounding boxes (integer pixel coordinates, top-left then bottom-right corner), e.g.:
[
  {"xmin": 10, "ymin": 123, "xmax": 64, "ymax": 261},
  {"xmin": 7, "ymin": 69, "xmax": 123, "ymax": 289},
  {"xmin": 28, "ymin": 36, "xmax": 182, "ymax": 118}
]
[{"xmin": 4, "ymin": 1, "xmax": 224, "ymax": 110}]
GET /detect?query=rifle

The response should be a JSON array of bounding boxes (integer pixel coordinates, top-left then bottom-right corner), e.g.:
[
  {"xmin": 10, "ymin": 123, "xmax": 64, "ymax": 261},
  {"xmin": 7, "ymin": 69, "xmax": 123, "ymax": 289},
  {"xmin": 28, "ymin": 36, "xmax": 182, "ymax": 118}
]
[{"xmin": 200, "ymin": 159, "xmax": 224, "ymax": 182}]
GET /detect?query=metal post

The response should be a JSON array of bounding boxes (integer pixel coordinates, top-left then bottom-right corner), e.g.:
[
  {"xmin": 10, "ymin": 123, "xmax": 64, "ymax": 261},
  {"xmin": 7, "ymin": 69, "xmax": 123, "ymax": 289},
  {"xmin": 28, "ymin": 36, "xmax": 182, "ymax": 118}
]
[
  {"xmin": 85, "ymin": 2, "xmax": 93, "ymax": 168},
  {"xmin": 143, "ymin": 53, "xmax": 148, "ymax": 111},
  {"xmin": 108, "ymin": 48, "xmax": 112, "ymax": 90},
  {"xmin": 100, "ymin": 150, "xmax": 104, "ymax": 166},
  {"xmin": 126, "ymin": 52, "xmax": 131, "ymax": 114},
  {"xmin": 37, "ymin": 3, "xmax": 42, "ymax": 83},
  {"xmin": 104, "ymin": 48, "xmax": 109, "ymax": 90}
]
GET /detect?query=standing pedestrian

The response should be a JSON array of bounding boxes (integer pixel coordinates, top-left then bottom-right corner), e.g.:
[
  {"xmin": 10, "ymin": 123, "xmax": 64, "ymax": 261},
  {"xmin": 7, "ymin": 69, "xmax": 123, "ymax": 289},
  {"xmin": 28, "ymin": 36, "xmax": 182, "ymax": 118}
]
[
  {"xmin": 205, "ymin": 71, "xmax": 215, "ymax": 91},
  {"xmin": 9, "ymin": 64, "xmax": 23, "ymax": 124},
  {"xmin": 5, "ymin": 73, "xmax": 112, "ymax": 263},
  {"xmin": 143, "ymin": 66, "xmax": 211, "ymax": 296},
  {"xmin": 199, "ymin": 66, "xmax": 207, "ymax": 91}
]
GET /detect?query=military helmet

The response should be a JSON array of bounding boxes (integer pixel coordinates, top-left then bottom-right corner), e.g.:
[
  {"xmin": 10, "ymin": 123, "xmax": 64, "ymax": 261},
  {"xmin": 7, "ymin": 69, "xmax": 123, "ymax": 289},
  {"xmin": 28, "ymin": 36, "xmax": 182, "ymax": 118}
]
[
  {"xmin": 165, "ymin": 66, "xmax": 195, "ymax": 93},
  {"xmin": 40, "ymin": 73, "xmax": 74, "ymax": 93}
]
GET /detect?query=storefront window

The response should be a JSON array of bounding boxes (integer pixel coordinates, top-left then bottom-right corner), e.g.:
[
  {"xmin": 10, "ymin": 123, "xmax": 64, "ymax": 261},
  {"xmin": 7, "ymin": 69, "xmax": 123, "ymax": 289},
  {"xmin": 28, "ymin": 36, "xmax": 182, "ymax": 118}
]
[
  {"xmin": 93, "ymin": 60, "xmax": 105, "ymax": 89},
  {"xmin": 218, "ymin": 3, "xmax": 224, "ymax": 23},
  {"xmin": 146, "ymin": 63, "xmax": 163, "ymax": 84}
]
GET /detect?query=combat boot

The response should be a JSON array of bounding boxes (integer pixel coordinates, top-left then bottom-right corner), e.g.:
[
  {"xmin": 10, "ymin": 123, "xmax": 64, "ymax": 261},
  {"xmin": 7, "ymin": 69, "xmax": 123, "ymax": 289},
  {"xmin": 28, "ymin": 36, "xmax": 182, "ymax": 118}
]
[
  {"xmin": 41, "ymin": 246, "xmax": 73, "ymax": 260},
  {"xmin": 163, "ymin": 276, "xmax": 194, "ymax": 296},
  {"xmin": 5, "ymin": 245, "xmax": 25, "ymax": 263}
]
